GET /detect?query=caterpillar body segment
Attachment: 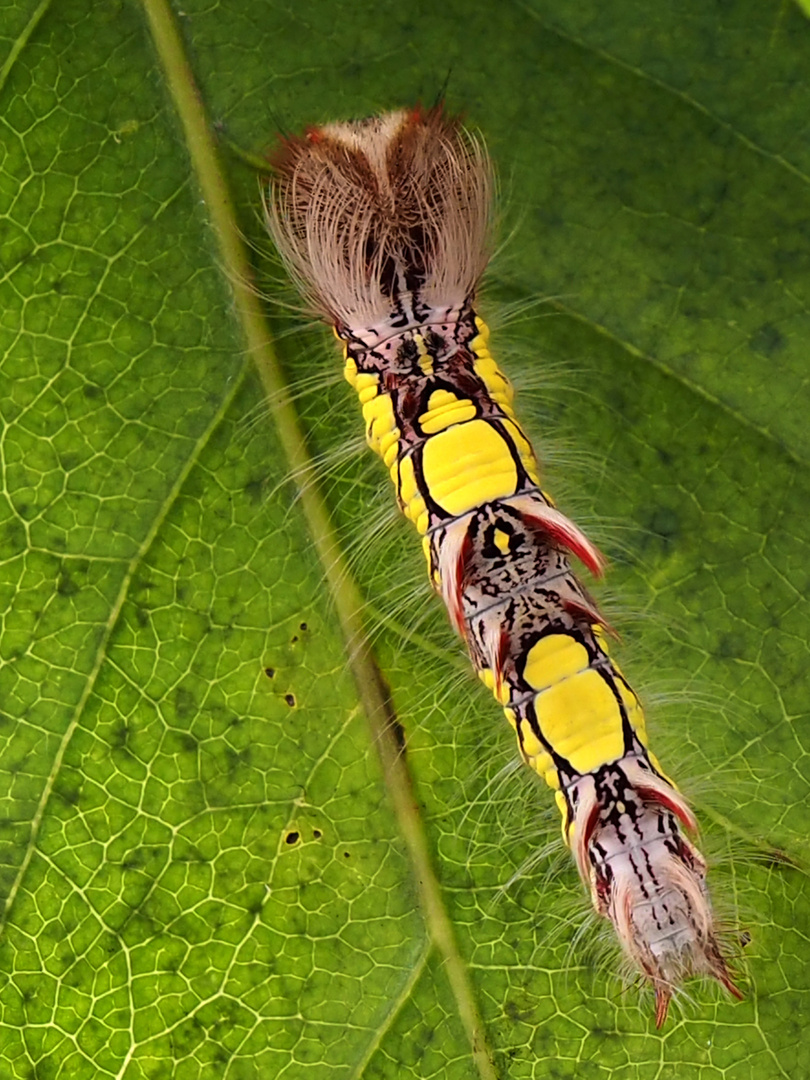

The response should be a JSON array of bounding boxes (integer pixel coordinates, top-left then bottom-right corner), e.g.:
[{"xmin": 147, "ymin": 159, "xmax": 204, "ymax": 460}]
[{"xmin": 267, "ymin": 105, "xmax": 740, "ymax": 1024}]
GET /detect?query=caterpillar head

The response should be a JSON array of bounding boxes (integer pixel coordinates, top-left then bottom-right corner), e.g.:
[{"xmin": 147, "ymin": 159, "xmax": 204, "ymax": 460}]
[
  {"xmin": 568, "ymin": 758, "xmax": 742, "ymax": 1026},
  {"xmin": 266, "ymin": 105, "xmax": 493, "ymax": 331}
]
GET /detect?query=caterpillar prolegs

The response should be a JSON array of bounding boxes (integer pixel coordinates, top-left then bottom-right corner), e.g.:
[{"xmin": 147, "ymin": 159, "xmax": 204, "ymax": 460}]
[{"xmin": 266, "ymin": 105, "xmax": 741, "ymax": 1026}]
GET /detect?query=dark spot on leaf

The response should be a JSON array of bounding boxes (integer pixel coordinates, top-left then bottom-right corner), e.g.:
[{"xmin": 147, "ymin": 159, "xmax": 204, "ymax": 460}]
[
  {"xmin": 130, "ymin": 575, "xmax": 155, "ymax": 597},
  {"xmin": 176, "ymin": 843, "xmax": 207, "ymax": 864},
  {"xmin": 58, "ymin": 452, "xmax": 81, "ymax": 472},
  {"xmin": 343, "ymin": 851, "xmax": 351, "ymax": 858},
  {"xmin": 604, "ymin": 384, "xmax": 634, "ymax": 422},
  {"xmin": 174, "ymin": 687, "xmax": 196, "ymax": 719},
  {"xmin": 367, "ymin": 667, "xmax": 406, "ymax": 756},
  {"xmin": 57, "ymin": 568, "xmax": 80, "ymax": 597},
  {"xmin": 247, "ymin": 890, "xmax": 266, "ymax": 916},
  {"xmin": 750, "ymin": 323, "xmax": 785, "ymax": 357},
  {"xmin": 313, "ymin": 828, "xmax": 322, "ymax": 839},
  {"xmin": 55, "ymin": 774, "xmax": 81, "ymax": 806},
  {"xmin": 284, "ymin": 693, "xmax": 295, "ymax": 707},
  {"xmin": 285, "ymin": 831, "xmax": 299, "ymax": 845},
  {"xmin": 504, "ymin": 999, "xmax": 533, "ymax": 1023},
  {"xmin": 299, "ymin": 622, "xmax": 308, "ymax": 631},
  {"xmin": 244, "ymin": 476, "xmax": 267, "ymax": 503},
  {"xmin": 264, "ymin": 667, "xmax": 275, "ymax": 678},
  {"xmin": 83, "ymin": 383, "xmax": 102, "ymax": 399},
  {"xmin": 644, "ymin": 506, "xmax": 680, "ymax": 547},
  {"xmin": 388, "ymin": 715, "xmax": 406, "ymax": 754},
  {"xmin": 169, "ymin": 1019, "xmax": 202, "ymax": 1058},
  {"xmin": 226, "ymin": 746, "xmax": 251, "ymax": 774},
  {"xmin": 291, "ymin": 635, "xmax": 298, "ymax": 643},
  {"xmin": 0, "ymin": 517, "xmax": 26, "ymax": 556},
  {"xmin": 713, "ymin": 634, "xmax": 739, "ymax": 659},
  {"xmin": 179, "ymin": 732, "xmax": 198, "ymax": 754}
]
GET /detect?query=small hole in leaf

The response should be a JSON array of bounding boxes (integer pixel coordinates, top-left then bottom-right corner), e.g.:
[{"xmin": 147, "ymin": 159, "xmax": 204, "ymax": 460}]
[
  {"xmin": 299, "ymin": 622, "xmax": 308, "ymax": 631},
  {"xmin": 284, "ymin": 693, "xmax": 295, "ymax": 707},
  {"xmin": 285, "ymin": 831, "xmax": 300, "ymax": 845},
  {"xmin": 343, "ymin": 851, "xmax": 350, "ymax": 858},
  {"xmin": 313, "ymin": 829, "xmax": 322, "ymax": 839},
  {"xmin": 264, "ymin": 667, "xmax": 275, "ymax": 679}
]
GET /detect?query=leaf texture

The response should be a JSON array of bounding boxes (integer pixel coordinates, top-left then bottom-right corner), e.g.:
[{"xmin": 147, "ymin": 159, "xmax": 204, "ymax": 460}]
[{"xmin": 0, "ymin": 1, "xmax": 808, "ymax": 1077}]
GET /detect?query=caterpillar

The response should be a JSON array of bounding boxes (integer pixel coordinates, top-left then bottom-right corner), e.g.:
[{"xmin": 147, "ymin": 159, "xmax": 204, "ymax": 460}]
[{"xmin": 265, "ymin": 104, "xmax": 742, "ymax": 1026}]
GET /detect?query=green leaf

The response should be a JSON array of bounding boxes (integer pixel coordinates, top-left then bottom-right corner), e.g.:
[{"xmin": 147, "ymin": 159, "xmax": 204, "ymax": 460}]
[{"xmin": 1, "ymin": 1, "xmax": 808, "ymax": 1078}]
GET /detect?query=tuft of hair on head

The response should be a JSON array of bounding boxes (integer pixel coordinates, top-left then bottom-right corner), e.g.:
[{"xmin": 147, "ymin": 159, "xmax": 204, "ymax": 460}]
[
  {"xmin": 570, "ymin": 760, "xmax": 743, "ymax": 1027},
  {"xmin": 265, "ymin": 104, "xmax": 494, "ymax": 331}
]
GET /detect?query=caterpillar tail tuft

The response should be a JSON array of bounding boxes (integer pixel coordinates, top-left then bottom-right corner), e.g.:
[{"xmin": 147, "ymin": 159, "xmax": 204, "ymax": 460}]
[{"xmin": 265, "ymin": 104, "xmax": 742, "ymax": 1026}]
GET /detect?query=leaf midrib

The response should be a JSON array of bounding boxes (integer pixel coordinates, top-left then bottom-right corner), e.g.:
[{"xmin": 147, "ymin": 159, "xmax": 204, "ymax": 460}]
[{"xmin": 138, "ymin": 1, "xmax": 500, "ymax": 1076}]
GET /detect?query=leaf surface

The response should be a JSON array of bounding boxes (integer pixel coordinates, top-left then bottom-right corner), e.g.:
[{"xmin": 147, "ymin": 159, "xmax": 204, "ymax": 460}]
[{"xmin": 0, "ymin": 1, "xmax": 808, "ymax": 1077}]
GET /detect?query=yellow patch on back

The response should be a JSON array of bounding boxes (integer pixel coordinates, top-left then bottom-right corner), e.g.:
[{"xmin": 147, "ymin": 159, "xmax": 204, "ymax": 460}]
[
  {"xmin": 381, "ymin": 435, "xmax": 400, "ymax": 468},
  {"xmin": 535, "ymin": 668, "xmax": 624, "ymax": 774},
  {"xmin": 362, "ymin": 391, "xmax": 396, "ymax": 455},
  {"xmin": 545, "ymin": 764, "xmax": 561, "ymax": 790},
  {"xmin": 396, "ymin": 454, "xmax": 427, "ymax": 532},
  {"xmin": 523, "ymin": 634, "xmax": 590, "ymax": 692},
  {"xmin": 472, "ymin": 352, "xmax": 515, "ymax": 413},
  {"xmin": 519, "ymin": 718, "xmax": 559, "ymax": 789},
  {"xmin": 470, "ymin": 318, "xmax": 515, "ymax": 413},
  {"xmin": 473, "ymin": 315, "xmax": 490, "ymax": 342},
  {"xmin": 356, "ymin": 375, "xmax": 379, "ymax": 404},
  {"xmin": 502, "ymin": 418, "xmax": 541, "ymax": 486},
  {"xmin": 616, "ymin": 676, "xmax": 646, "ymax": 742},
  {"xmin": 419, "ymin": 389, "xmax": 477, "ymax": 434},
  {"xmin": 420, "ymin": 419, "xmax": 518, "ymax": 516}
]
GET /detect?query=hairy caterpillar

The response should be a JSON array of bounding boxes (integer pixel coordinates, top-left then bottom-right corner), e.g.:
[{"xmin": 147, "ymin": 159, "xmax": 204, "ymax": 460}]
[{"xmin": 265, "ymin": 104, "xmax": 741, "ymax": 1026}]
